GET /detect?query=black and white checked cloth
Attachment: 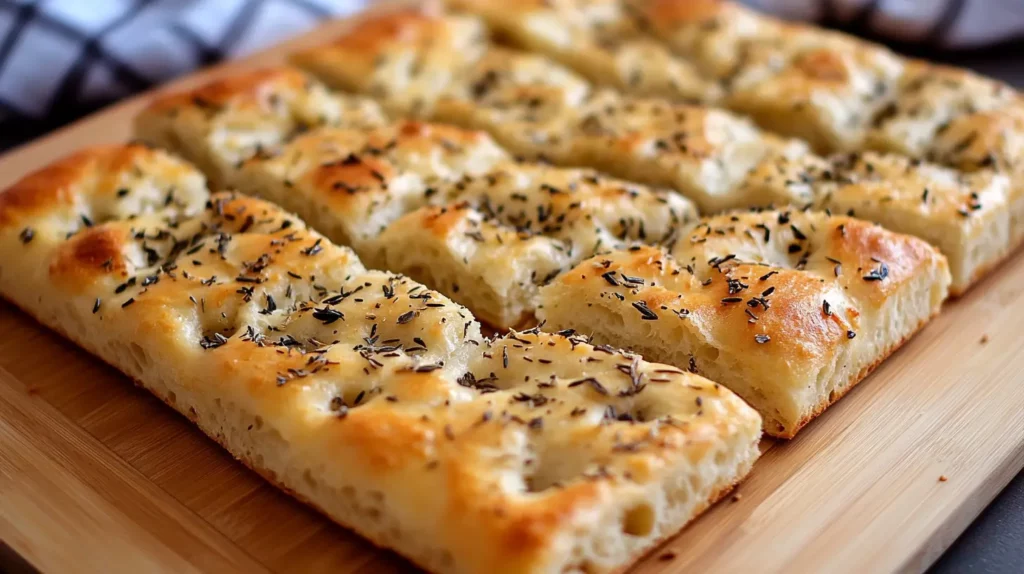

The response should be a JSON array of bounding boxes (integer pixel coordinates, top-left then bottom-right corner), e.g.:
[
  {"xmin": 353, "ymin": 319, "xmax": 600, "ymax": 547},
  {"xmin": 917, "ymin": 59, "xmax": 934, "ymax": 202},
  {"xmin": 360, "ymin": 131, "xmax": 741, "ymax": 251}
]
[
  {"xmin": 0, "ymin": 0, "xmax": 1021, "ymax": 149},
  {"xmin": 0, "ymin": 0, "xmax": 366, "ymax": 148}
]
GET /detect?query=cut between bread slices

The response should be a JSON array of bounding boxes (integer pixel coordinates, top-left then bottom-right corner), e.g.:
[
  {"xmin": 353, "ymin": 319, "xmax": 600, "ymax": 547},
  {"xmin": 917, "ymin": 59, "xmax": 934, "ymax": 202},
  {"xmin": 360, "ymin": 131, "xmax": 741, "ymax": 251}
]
[
  {"xmin": 136, "ymin": 70, "xmax": 702, "ymax": 330},
  {"xmin": 0, "ymin": 144, "xmax": 762, "ymax": 574},
  {"xmin": 538, "ymin": 209, "xmax": 951, "ymax": 438}
]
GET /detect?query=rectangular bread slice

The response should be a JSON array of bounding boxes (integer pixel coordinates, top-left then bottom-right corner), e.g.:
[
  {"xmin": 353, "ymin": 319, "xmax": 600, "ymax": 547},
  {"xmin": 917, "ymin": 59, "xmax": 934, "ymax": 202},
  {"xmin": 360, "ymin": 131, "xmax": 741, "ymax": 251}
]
[
  {"xmin": 290, "ymin": 8, "xmax": 810, "ymax": 214},
  {"xmin": 229, "ymin": 120, "xmax": 511, "ymax": 250},
  {"xmin": 738, "ymin": 151, "xmax": 1016, "ymax": 294},
  {"xmin": 863, "ymin": 61, "xmax": 1017, "ymax": 159},
  {"xmin": 446, "ymin": 0, "xmax": 721, "ymax": 103},
  {"xmin": 456, "ymin": 0, "xmax": 904, "ymax": 153},
  {"xmin": 538, "ymin": 210, "xmax": 951, "ymax": 438},
  {"xmin": 135, "ymin": 75, "xmax": 699, "ymax": 330},
  {"xmin": 290, "ymin": 5, "xmax": 489, "ymax": 117},
  {"xmin": 627, "ymin": 1, "xmax": 904, "ymax": 151},
  {"xmin": 0, "ymin": 144, "xmax": 762, "ymax": 574},
  {"xmin": 134, "ymin": 67, "xmax": 386, "ymax": 188},
  {"xmin": 369, "ymin": 162, "xmax": 697, "ymax": 327}
]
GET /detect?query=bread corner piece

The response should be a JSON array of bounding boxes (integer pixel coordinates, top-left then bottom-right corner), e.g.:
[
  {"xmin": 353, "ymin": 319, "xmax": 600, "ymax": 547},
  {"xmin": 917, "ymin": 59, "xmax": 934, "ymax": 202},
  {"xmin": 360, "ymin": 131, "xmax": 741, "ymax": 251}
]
[
  {"xmin": 538, "ymin": 209, "xmax": 951, "ymax": 438},
  {"xmin": 133, "ymin": 66, "xmax": 386, "ymax": 188},
  {"xmin": 0, "ymin": 144, "xmax": 761, "ymax": 573}
]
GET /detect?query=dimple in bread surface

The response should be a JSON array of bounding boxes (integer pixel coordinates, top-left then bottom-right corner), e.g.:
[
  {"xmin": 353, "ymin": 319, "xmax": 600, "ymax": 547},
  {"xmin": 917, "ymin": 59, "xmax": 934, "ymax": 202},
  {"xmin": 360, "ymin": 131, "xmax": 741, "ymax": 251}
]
[
  {"xmin": 0, "ymin": 144, "xmax": 762, "ymax": 574},
  {"xmin": 232, "ymin": 119, "xmax": 698, "ymax": 329},
  {"xmin": 134, "ymin": 66, "xmax": 387, "ymax": 188},
  {"xmin": 538, "ymin": 209, "xmax": 950, "ymax": 437},
  {"xmin": 290, "ymin": 9, "xmax": 811, "ymax": 215},
  {"xmin": 446, "ymin": 0, "xmax": 721, "ymax": 103},
  {"xmin": 736, "ymin": 151, "xmax": 1016, "ymax": 294},
  {"xmin": 142, "ymin": 70, "xmax": 703, "ymax": 330}
]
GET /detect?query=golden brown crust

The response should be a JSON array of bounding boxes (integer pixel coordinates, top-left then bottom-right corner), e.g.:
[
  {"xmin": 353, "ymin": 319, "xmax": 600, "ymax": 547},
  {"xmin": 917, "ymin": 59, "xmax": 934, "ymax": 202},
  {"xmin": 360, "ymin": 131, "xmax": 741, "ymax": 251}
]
[
  {"xmin": 734, "ymin": 150, "xmax": 1014, "ymax": 293},
  {"xmin": 0, "ymin": 144, "xmax": 182, "ymax": 226},
  {"xmin": 290, "ymin": 8, "xmax": 486, "ymax": 115},
  {"xmin": 539, "ymin": 209, "xmax": 951, "ymax": 438},
  {"xmin": 0, "ymin": 145, "xmax": 762, "ymax": 574},
  {"xmin": 144, "ymin": 67, "xmax": 311, "ymax": 114},
  {"xmin": 134, "ymin": 66, "xmax": 386, "ymax": 188}
]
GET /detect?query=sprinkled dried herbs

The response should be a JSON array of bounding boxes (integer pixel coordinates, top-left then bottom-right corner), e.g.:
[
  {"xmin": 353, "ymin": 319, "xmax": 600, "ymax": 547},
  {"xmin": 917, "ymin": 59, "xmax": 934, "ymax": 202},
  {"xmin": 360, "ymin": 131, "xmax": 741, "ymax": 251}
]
[{"xmin": 631, "ymin": 301, "xmax": 658, "ymax": 320}]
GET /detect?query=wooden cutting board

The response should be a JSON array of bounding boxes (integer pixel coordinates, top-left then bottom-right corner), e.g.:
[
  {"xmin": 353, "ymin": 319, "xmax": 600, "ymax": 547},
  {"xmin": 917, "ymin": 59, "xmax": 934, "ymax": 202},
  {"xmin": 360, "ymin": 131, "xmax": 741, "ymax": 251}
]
[{"xmin": 2, "ymin": 8, "xmax": 1024, "ymax": 574}]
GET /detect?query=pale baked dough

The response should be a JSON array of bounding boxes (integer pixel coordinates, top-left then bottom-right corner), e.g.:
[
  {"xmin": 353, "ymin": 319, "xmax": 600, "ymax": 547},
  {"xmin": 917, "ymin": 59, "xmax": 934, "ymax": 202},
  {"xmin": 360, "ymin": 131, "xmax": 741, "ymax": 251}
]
[
  {"xmin": 292, "ymin": 8, "xmax": 811, "ymax": 214},
  {"xmin": 228, "ymin": 118, "xmax": 697, "ymax": 328},
  {"xmin": 0, "ymin": 144, "xmax": 762, "ymax": 574},
  {"xmin": 563, "ymin": 90, "xmax": 807, "ymax": 212},
  {"xmin": 627, "ymin": 0, "xmax": 787, "ymax": 80},
  {"xmin": 435, "ymin": 84, "xmax": 809, "ymax": 213},
  {"xmin": 864, "ymin": 61, "xmax": 1017, "ymax": 159},
  {"xmin": 230, "ymin": 120, "xmax": 510, "ymax": 250},
  {"xmin": 134, "ymin": 67, "xmax": 386, "ymax": 188},
  {"xmin": 538, "ymin": 210, "xmax": 951, "ymax": 438},
  {"xmin": 446, "ymin": 0, "xmax": 721, "ymax": 103},
  {"xmin": 290, "ymin": 5, "xmax": 488, "ymax": 116},
  {"xmin": 371, "ymin": 162, "xmax": 697, "ymax": 327},
  {"xmin": 738, "ymin": 151, "xmax": 1015, "ymax": 294}
]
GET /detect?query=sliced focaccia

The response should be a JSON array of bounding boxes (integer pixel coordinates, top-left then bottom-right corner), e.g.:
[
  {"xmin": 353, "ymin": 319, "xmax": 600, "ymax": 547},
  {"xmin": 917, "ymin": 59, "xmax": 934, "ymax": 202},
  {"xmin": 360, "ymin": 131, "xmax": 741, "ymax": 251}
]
[
  {"xmin": 229, "ymin": 120, "xmax": 510, "ymax": 251},
  {"xmin": 538, "ymin": 210, "xmax": 951, "ymax": 438},
  {"xmin": 0, "ymin": 144, "xmax": 761, "ymax": 574},
  {"xmin": 632, "ymin": 0, "xmax": 905, "ymax": 152},
  {"xmin": 628, "ymin": 0, "xmax": 786, "ymax": 80},
  {"xmin": 371, "ymin": 163, "xmax": 697, "ymax": 327},
  {"xmin": 292, "ymin": 8, "xmax": 808, "ymax": 214},
  {"xmin": 134, "ymin": 67, "xmax": 386, "ymax": 187},
  {"xmin": 720, "ymin": 32, "xmax": 904, "ymax": 153},
  {"xmin": 290, "ymin": 6, "xmax": 488, "ymax": 116},
  {"xmin": 227, "ymin": 119, "xmax": 696, "ymax": 328},
  {"xmin": 430, "ymin": 47, "xmax": 594, "ymax": 161},
  {"xmin": 437, "ymin": 85, "xmax": 809, "ymax": 213},
  {"xmin": 564, "ymin": 90, "xmax": 808, "ymax": 212},
  {"xmin": 864, "ymin": 61, "xmax": 1018, "ymax": 158},
  {"xmin": 738, "ymin": 151, "xmax": 1015, "ymax": 294},
  {"xmin": 446, "ymin": 0, "xmax": 720, "ymax": 103}
]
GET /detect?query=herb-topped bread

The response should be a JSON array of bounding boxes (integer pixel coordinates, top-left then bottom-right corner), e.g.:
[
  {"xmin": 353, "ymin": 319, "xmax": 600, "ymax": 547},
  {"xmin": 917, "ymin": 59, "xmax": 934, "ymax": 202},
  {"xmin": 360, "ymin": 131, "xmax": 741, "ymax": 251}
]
[
  {"xmin": 538, "ymin": 210, "xmax": 951, "ymax": 438},
  {"xmin": 0, "ymin": 145, "xmax": 762, "ymax": 573}
]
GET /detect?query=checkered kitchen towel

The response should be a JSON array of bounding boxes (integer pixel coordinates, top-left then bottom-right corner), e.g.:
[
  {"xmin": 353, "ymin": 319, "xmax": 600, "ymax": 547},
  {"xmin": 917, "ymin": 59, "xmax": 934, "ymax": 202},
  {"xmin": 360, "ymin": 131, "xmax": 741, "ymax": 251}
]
[
  {"xmin": 0, "ymin": 0, "xmax": 1021, "ymax": 148},
  {"xmin": 0, "ymin": 0, "xmax": 366, "ymax": 148},
  {"xmin": 750, "ymin": 0, "xmax": 1024, "ymax": 48}
]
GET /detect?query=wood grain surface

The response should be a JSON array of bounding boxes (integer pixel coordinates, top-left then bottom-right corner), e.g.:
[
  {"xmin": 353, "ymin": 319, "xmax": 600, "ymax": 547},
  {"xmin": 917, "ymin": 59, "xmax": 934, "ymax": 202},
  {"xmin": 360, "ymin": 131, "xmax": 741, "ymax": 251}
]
[{"xmin": 1, "ymin": 7, "xmax": 1024, "ymax": 574}]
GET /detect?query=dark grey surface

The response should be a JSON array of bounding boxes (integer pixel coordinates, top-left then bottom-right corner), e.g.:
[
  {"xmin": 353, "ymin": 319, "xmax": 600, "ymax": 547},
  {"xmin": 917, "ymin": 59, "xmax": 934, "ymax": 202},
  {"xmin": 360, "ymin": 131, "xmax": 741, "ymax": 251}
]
[
  {"xmin": 931, "ymin": 471, "xmax": 1024, "ymax": 573},
  {"xmin": 918, "ymin": 41, "xmax": 1024, "ymax": 574}
]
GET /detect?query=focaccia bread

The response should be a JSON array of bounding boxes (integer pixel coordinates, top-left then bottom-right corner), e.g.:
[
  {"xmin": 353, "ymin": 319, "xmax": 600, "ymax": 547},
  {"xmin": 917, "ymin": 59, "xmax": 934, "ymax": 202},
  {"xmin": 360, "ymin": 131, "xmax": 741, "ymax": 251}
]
[
  {"xmin": 230, "ymin": 120, "xmax": 510, "ymax": 250},
  {"xmin": 446, "ymin": 0, "xmax": 720, "ymax": 103},
  {"xmin": 456, "ymin": 0, "xmax": 904, "ymax": 153},
  {"xmin": 134, "ymin": 67, "xmax": 386, "ymax": 187},
  {"xmin": 864, "ymin": 61, "xmax": 1018, "ymax": 159},
  {"xmin": 431, "ymin": 47, "xmax": 593, "ymax": 161},
  {"xmin": 563, "ymin": 90, "xmax": 807, "ymax": 212},
  {"xmin": 291, "ymin": 5, "xmax": 488, "ymax": 116},
  {"xmin": 229, "ymin": 119, "xmax": 696, "ymax": 328},
  {"xmin": 291, "ymin": 8, "xmax": 812, "ymax": 214},
  {"xmin": 0, "ymin": 144, "xmax": 762, "ymax": 574},
  {"xmin": 132, "ymin": 72, "xmax": 703, "ymax": 329},
  {"xmin": 633, "ymin": 0, "xmax": 905, "ymax": 152},
  {"xmin": 371, "ymin": 162, "xmax": 697, "ymax": 327},
  {"xmin": 625, "ymin": 0, "xmax": 786, "ymax": 80},
  {"xmin": 538, "ymin": 210, "xmax": 951, "ymax": 438},
  {"xmin": 738, "ymin": 152, "xmax": 1016, "ymax": 294}
]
